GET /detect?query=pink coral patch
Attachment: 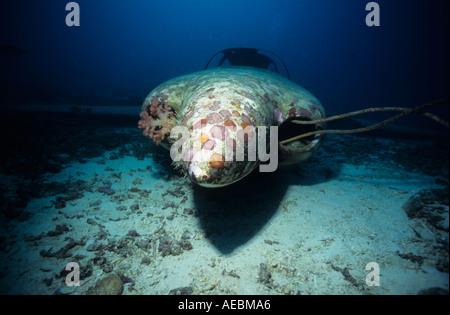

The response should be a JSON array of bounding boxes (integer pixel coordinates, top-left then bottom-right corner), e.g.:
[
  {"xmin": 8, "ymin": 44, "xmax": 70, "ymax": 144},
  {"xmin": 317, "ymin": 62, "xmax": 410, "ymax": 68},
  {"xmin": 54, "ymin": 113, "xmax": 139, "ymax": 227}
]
[
  {"xmin": 192, "ymin": 119, "xmax": 208, "ymax": 130},
  {"xmin": 209, "ymin": 103, "xmax": 220, "ymax": 111},
  {"xmin": 206, "ymin": 113, "xmax": 222, "ymax": 124},
  {"xmin": 224, "ymin": 120, "xmax": 237, "ymax": 131},
  {"xmin": 241, "ymin": 114, "xmax": 252, "ymax": 125},
  {"xmin": 219, "ymin": 110, "xmax": 231, "ymax": 118},
  {"xmin": 202, "ymin": 139, "xmax": 216, "ymax": 150},
  {"xmin": 210, "ymin": 125, "xmax": 225, "ymax": 140}
]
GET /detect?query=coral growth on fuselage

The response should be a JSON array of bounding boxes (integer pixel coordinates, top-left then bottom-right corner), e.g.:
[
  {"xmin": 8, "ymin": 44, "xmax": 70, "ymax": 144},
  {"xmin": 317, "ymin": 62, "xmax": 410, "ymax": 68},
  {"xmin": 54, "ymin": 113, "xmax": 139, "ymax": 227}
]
[
  {"xmin": 138, "ymin": 68, "xmax": 326, "ymax": 187},
  {"xmin": 138, "ymin": 95, "xmax": 175, "ymax": 145}
]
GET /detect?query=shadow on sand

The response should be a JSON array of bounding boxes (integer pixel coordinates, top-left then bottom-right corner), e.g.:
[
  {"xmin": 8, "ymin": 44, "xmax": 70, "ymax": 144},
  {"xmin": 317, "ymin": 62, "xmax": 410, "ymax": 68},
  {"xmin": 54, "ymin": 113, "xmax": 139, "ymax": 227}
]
[{"xmin": 192, "ymin": 157, "xmax": 340, "ymax": 255}]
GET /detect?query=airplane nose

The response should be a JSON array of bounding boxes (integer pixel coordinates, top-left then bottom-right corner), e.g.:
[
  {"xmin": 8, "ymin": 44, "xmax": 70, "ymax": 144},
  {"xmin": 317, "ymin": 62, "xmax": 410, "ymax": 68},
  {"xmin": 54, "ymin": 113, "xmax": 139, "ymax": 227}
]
[{"xmin": 174, "ymin": 97, "xmax": 260, "ymax": 188}]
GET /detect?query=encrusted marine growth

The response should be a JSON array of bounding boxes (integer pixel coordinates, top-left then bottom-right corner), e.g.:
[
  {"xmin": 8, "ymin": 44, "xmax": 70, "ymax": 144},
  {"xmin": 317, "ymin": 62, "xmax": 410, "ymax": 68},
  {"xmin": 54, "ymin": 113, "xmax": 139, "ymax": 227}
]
[
  {"xmin": 138, "ymin": 67, "xmax": 326, "ymax": 187},
  {"xmin": 138, "ymin": 95, "xmax": 175, "ymax": 146}
]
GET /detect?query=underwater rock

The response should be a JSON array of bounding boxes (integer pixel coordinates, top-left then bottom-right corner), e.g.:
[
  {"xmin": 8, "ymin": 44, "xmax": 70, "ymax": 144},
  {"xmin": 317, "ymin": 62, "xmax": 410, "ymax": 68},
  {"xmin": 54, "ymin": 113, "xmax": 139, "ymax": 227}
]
[
  {"xmin": 116, "ymin": 205, "xmax": 127, "ymax": 211},
  {"xmin": 89, "ymin": 274, "xmax": 123, "ymax": 295},
  {"xmin": 158, "ymin": 233, "xmax": 193, "ymax": 257},
  {"xmin": 223, "ymin": 269, "xmax": 241, "ymax": 279},
  {"xmin": 396, "ymin": 251, "xmax": 424, "ymax": 267},
  {"xmin": 97, "ymin": 185, "xmax": 115, "ymax": 196},
  {"xmin": 39, "ymin": 237, "xmax": 87, "ymax": 258},
  {"xmin": 181, "ymin": 230, "xmax": 191, "ymax": 240},
  {"xmin": 169, "ymin": 286, "xmax": 193, "ymax": 295},
  {"xmin": 138, "ymin": 67, "xmax": 326, "ymax": 187},
  {"xmin": 89, "ymin": 200, "xmax": 102, "ymax": 207},
  {"xmin": 258, "ymin": 263, "xmax": 272, "ymax": 286},
  {"xmin": 47, "ymin": 223, "xmax": 70, "ymax": 237},
  {"xmin": 129, "ymin": 203, "xmax": 139, "ymax": 211},
  {"xmin": 127, "ymin": 229, "xmax": 140, "ymax": 237},
  {"xmin": 119, "ymin": 274, "xmax": 135, "ymax": 288},
  {"xmin": 402, "ymin": 188, "xmax": 449, "ymax": 231},
  {"xmin": 135, "ymin": 237, "xmax": 152, "ymax": 251},
  {"xmin": 53, "ymin": 197, "xmax": 67, "ymax": 209},
  {"xmin": 181, "ymin": 240, "xmax": 193, "ymax": 251},
  {"xmin": 170, "ymin": 242, "xmax": 182, "ymax": 256},
  {"xmin": 86, "ymin": 241, "xmax": 104, "ymax": 252},
  {"xmin": 402, "ymin": 187, "xmax": 449, "ymax": 273},
  {"xmin": 330, "ymin": 264, "xmax": 361, "ymax": 288},
  {"xmin": 162, "ymin": 202, "xmax": 177, "ymax": 210},
  {"xmin": 141, "ymin": 257, "xmax": 151, "ymax": 265},
  {"xmin": 183, "ymin": 208, "xmax": 195, "ymax": 215},
  {"xmin": 436, "ymin": 251, "xmax": 449, "ymax": 273}
]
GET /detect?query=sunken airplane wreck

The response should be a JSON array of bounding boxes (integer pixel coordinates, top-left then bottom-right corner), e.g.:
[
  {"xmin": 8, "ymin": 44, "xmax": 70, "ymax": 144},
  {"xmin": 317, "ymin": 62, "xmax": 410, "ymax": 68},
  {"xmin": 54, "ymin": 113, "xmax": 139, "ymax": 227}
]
[{"xmin": 138, "ymin": 48, "xmax": 449, "ymax": 188}]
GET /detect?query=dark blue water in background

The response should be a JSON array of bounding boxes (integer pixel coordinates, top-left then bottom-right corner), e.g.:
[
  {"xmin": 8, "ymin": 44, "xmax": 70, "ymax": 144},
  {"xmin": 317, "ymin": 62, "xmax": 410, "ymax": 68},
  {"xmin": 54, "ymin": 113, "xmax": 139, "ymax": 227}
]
[{"xmin": 0, "ymin": 0, "xmax": 448, "ymax": 130}]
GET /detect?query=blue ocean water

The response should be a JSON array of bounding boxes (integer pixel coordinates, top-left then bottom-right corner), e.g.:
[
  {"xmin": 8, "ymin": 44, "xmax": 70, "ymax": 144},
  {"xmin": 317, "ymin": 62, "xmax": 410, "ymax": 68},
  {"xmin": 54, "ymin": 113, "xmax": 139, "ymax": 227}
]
[
  {"xmin": 1, "ymin": 1, "xmax": 448, "ymax": 121},
  {"xmin": 0, "ymin": 0, "xmax": 448, "ymax": 296}
]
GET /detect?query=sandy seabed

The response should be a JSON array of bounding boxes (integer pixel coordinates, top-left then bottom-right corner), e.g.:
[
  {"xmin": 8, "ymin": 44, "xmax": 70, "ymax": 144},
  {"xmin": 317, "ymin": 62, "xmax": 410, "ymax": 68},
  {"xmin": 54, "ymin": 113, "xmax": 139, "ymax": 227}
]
[{"xmin": 0, "ymin": 111, "xmax": 448, "ymax": 295}]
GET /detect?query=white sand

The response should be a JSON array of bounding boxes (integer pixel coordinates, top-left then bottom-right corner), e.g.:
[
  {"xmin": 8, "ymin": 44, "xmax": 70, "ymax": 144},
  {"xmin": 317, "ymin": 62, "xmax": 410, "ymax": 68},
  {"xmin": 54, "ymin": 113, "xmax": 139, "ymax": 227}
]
[{"xmin": 0, "ymin": 133, "xmax": 448, "ymax": 295}]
